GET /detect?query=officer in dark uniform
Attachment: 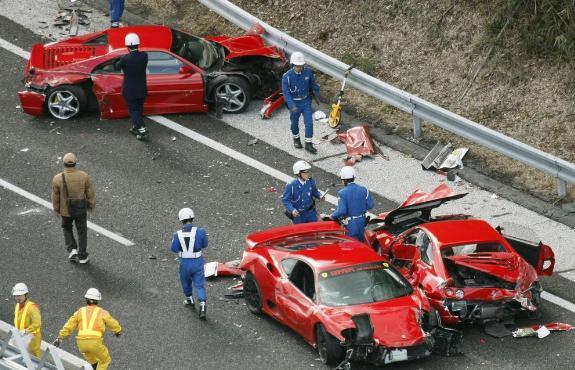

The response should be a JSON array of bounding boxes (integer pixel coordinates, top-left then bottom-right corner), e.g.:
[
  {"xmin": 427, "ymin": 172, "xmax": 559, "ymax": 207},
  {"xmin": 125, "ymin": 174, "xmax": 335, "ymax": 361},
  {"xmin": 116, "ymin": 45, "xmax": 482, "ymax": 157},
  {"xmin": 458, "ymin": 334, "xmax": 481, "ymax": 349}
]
[
  {"xmin": 116, "ymin": 32, "xmax": 149, "ymax": 140},
  {"xmin": 281, "ymin": 52, "xmax": 320, "ymax": 154}
]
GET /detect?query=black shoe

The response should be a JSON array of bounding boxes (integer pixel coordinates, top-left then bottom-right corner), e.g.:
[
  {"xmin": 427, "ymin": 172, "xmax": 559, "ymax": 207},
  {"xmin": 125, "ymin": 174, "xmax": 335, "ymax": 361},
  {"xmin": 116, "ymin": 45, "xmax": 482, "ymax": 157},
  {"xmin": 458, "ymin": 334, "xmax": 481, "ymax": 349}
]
[
  {"xmin": 135, "ymin": 127, "xmax": 149, "ymax": 141},
  {"xmin": 199, "ymin": 301, "xmax": 206, "ymax": 320},
  {"xmin": 293, "ymin": 137, "xmax": 303, "ymax": 149},
  {"xmin": 305, "ymin": 142, "xmax": 317, "ymax": 154},
  {"xmin": 183, "ymin": 297, "xmax": 195, "ymax": 307},
  {"xmin": 129, "ymin": 127, "xmax": 139, "ymax": 135}
]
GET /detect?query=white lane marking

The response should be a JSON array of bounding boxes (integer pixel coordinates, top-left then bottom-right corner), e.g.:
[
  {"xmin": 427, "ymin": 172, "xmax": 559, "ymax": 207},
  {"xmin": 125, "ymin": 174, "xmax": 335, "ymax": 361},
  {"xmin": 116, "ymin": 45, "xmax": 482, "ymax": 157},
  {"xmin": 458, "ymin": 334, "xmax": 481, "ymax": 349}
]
[
  {"xmin": 541, "ymin": 291, "xmax": 575, "ymax": 314},
  {"xmin": 1, "ymin": 36, "xmax": 572, "ymax": 313},
  {"xmin": 0, "ymin": 38, "xmax": 29, "ymax": 59},
  {"xmin": 0, "ymin": 178, "xmax": 135, "ymax": 246}
]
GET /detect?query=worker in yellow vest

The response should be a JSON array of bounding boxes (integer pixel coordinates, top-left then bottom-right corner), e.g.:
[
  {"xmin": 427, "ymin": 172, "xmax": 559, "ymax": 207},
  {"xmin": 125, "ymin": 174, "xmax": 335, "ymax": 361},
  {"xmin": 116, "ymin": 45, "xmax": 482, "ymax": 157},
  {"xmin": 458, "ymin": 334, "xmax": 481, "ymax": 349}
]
[
  {"xmin": 53, "ymin": 288, "xmax": 122, "ymax": 370},
  {"xmin": 12, "ymin": 283, "xmax": 42, "ymax": 357}
]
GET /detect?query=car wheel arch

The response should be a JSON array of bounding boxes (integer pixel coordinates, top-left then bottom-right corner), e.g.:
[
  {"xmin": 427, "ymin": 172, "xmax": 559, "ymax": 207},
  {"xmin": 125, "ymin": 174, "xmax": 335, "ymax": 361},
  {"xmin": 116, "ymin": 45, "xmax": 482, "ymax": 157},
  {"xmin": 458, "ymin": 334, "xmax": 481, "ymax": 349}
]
[{"xmin": 206, "ymin": 73, "xmax": 253, "ymax": 113}]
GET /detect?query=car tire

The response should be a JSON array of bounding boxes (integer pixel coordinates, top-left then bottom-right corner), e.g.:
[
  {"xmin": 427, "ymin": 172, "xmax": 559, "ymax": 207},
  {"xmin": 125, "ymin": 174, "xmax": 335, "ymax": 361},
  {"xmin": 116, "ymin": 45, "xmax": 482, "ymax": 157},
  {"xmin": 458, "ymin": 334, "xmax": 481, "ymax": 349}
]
[
  {"xmin": 45, "ymin": 85, "xmax": 87, "ymax": 120},
  {"xmin": 316, "ymin": 324, "xmax": 345, "ymax": 366},
  {"xmin": 213, "ymin": 76, "xmax": 252, "ymax": 114},
  {"xmin": 244, "ymin": 272, "xmax": 263, "ymax": 315}
]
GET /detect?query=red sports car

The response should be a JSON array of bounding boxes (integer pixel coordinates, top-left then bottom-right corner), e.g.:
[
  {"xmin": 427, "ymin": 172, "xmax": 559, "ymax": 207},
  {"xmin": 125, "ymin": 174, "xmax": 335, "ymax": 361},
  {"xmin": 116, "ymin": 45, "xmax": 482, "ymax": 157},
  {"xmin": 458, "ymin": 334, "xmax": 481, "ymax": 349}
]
[
  {"xmin": 18, "ymin": 25, "xmax": 287, "ymax": 120},
  {"xmin": 239, "ymin": 221, "xmax": 461, "ymax": 367},
  {"xmin": 364, "ymin": 184, "xmax": 555, "ymax": 325}
]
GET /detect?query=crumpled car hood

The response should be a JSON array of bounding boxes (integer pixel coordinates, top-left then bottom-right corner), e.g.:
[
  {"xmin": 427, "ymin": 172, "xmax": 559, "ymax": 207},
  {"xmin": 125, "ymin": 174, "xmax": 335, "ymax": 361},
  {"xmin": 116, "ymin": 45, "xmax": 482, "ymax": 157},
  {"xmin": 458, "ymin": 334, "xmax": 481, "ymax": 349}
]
[
  {"xmin": 445, "ymin": 252, "xmax": 535, "ymax": 284},
  {"xmin": 207, "ymin": 35, "xmax": 284, "ymax": 60}
]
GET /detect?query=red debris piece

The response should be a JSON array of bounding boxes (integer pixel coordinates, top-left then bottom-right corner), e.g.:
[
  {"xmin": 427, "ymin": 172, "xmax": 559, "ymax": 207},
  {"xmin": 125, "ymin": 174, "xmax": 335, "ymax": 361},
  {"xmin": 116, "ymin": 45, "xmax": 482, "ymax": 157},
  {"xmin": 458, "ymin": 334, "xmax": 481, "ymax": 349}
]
[
  {"xmin": 259, "ymin": 89, "xmax": 285, "ymax": 119},
  {"xmin": 266, "ymin": 186, "xmax": 277, "ymax": 192},
  {"xmin": 535, "ymin": 322, "xmax": 574, "ymax": 331},
  {"xmin": 217, "ymin": 260, "xmax": 245, "ymax": 277},
  {"xmin": 337, "ymin": 125, "xmax": 376, "ymax": 165},
  {"xmin": 479, "ymin": 338, "xmax": 487, "ymax": 344}
]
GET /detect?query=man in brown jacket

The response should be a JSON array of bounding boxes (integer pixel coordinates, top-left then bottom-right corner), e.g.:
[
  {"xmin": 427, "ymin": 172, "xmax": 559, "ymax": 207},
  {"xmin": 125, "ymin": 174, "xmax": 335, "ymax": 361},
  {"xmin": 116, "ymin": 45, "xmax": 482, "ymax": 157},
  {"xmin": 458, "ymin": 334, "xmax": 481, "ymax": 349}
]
[{"xmin": 51, "ymin": 153, "xmax": 96, "ymax": 264}]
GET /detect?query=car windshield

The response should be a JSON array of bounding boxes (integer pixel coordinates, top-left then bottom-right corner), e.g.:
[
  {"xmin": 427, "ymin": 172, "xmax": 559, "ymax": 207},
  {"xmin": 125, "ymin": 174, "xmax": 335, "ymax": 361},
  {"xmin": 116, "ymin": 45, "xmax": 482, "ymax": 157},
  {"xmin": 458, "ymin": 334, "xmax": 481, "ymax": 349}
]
[
  {"xmin": 318, "ymin": 262, "xmax": 412, "ymax": 307},
  {"xmin": 442, "ymin": 242, "xmax": 507, "ymax": 257},
  {"xmin": 170, "ymin": 29, "xmax": 222, "ymax": 70}
]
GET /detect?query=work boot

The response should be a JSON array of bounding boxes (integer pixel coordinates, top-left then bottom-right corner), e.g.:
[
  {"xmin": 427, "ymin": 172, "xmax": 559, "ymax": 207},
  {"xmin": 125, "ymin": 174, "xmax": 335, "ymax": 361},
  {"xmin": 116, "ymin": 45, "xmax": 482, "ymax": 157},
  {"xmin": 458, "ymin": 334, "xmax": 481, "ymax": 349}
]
[
  {"xmin": 136, "ymin": 127, "xmax": 149, "ymax": 141},
  {"xmin": 199, "ymin": 301, "xmax": 206, "ymax": 320},
  {"xmin": 183, "ymin": 296, "xmax": 195, "ymax": 306},
  {"xmin": 293, "ymin": 137, "xmax": 303, "ymax": 149},
  {"xmin": 68, "ymin": 249, "xmax": 78, "ymax": 260},
  {"xmin": 305, "ymin": 142, "xmax": 317, "ymax": 154},
  {"xmin": 129, "ymin": 126, "xmax": 139, "ymax": 135}
]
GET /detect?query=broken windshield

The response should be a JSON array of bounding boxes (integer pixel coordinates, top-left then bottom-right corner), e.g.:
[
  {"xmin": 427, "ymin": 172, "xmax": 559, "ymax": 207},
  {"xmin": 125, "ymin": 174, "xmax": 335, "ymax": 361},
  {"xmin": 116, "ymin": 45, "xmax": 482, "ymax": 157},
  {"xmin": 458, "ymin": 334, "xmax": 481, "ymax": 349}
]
[
  {"xmin": 170, "ymin": 29, "xmax": 222, "ymax": 70},
  {"xmin": 318, "ymin": 262, "xmax": 412, "ymax": 307}
]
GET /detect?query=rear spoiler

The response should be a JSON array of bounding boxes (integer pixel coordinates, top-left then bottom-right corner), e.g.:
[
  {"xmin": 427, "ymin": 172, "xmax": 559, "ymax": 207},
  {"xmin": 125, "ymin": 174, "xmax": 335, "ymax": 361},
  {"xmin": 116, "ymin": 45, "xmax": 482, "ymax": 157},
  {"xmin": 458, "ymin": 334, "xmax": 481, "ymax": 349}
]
[{"xmin": 245, "ymin": 221, "xmax": 345, "ymax": 248}]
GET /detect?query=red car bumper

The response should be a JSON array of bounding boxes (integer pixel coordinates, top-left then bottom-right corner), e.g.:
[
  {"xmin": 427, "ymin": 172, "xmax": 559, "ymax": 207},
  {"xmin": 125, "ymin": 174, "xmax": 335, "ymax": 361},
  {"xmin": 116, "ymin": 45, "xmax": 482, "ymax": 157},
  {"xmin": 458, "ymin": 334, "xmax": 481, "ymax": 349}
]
[{"xmin": 18, "ymin": 90, "xmax": 45, "ymax": 116}]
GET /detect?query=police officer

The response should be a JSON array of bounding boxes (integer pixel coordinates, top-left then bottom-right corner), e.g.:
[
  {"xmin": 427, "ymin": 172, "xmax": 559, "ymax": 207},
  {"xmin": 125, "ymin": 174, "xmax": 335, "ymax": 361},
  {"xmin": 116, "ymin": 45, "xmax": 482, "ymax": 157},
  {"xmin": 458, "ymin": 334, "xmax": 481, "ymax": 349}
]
[
  {"xmin": 54, "ymin": 288, "xmax": 122, "ymax": 370},
  {"xmin": 12, "ymin": 283, "xmax": 42, "ymax": 358},
  {"xmin": 171, "ymin": 208, "xmax": 208, "ymax": 319},
  {"xmin": 116, "ymin": 33, "xmax": 149, "ymax": 140},
  {"xmin": 282, "ymin": 52, "xmax": 320, "ymax": 154},
  {"xmin": 282, "ymin": 160, "xmax": 323, "ymax": 224},
  {"xmin": 327, "ymin": 166, "xmax": 374, "ymax": 242}
]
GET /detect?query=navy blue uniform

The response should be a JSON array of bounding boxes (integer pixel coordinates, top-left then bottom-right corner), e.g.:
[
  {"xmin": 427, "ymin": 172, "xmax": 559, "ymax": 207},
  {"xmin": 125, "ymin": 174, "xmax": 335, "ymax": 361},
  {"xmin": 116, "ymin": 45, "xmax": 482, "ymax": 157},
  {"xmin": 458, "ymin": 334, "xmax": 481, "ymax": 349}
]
[
  {"xmin": 331, "ymin": 183, "xmax": 374, "ymax": 242},
  {"xmin": 117, "ymin": 50, "xmax": 148, "ymax": 129},
  {"xmin": 108, "ymin": 0, "xmax": 124, "ymax": 25},
  {"xmin": 171, "ymin": 223, "xmax": 208, "ymax": 302},
  {"xmin": 282, "ymin": 178, "xmax": 322, "ymax": 224},
  {"xmin": 281, "ymin": 67, "xmax": 320, "ymax": 141}
]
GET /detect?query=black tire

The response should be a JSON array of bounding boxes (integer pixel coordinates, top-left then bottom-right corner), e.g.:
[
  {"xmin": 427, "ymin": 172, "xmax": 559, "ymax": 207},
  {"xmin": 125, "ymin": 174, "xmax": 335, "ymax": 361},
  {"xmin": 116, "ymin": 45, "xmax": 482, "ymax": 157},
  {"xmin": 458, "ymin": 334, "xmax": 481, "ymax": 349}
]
[
  {"xmin": 45, "ymin": 85, "xmax": 87, "ymax": 120},
  {"xmin": 213, "ymin": 76, "xmax": 252, "ymax": 114},
  {"xmin": 316, "ymin": 324, "xmax": 345, "ymax": 365},
  {"xmin": 244, "ymin": 272, "xmax": 263, "ymax": 314}
]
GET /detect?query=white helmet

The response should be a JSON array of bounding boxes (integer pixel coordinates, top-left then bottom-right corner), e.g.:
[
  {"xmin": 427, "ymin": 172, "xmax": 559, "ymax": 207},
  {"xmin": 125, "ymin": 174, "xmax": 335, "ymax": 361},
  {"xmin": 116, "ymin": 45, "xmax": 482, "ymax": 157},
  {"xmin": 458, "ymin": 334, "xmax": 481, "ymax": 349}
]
[
  {"xmin": 339, "ymin": 166, "xmax": 355, "ymax": 180},
  {"xmin": 290, "ymin": 52, "xmax": 305, "ymax": 66},
  {"xmin": 125, "ymin": 33, "xmax": 140, "ymax": 47},
  {"xmin": 293, "ymin": 160, "xmax": 312, "ymax": 175},
  {"xmin": 85, "ymin": 288, "xmax": 102, "ymax": 301},
  {"xmin": 12, "ymin": 283, "xmax": 29, "ymax": 296},
  {"xmin": 178, "ymin": 207, "xmax": 195, "ymax": 221}
]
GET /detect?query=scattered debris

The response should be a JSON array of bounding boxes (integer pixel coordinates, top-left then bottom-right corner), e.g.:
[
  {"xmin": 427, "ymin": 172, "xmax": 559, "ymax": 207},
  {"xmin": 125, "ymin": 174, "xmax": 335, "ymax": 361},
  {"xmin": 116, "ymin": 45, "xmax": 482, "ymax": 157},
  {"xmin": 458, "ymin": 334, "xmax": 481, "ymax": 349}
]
[
  {"xmin": 49, "ymin": 126, "xmax": 61, "ymax": 134},
  {"xmin": 512, "ymin": 322, "xmax": 573, "ymax": 338},
  {"xmin": 266, "ymin": 186, "xmax": 277, "ymax": 192},
  {"xmin": 205, "ymin": 260, "xmax": 244, "ymax": 278},
  {"xmin": 247, "ymin": 138, "xmax": 259, "ymax": 146},
  {"xmin": 422, "ymin": 142, "xmax": 468, "ymax": 171},
  {"xmin": 148, "ymin": 255, "xmax": 157, "ymax": 260},
  {"xmin": 336, "ymin": 125, "xmax": 377, "ymax": 165},
  {"xmin": 484, "ymin": 321, "xmax": 513, "ymax": 338},
  {"xmin": 491, "ymin": 193, "xmax": 499, "ymax": 199},
  {"xmin": 171, "ymin": 136, "xmax": 177, "ymax": 141},
  {"xmin": 259, "ymin": 89, "xmax": 284, "ymax": 119},
  {"xmin": 20, "ymin": 148, "xmax": 29, "ymax": 152}
]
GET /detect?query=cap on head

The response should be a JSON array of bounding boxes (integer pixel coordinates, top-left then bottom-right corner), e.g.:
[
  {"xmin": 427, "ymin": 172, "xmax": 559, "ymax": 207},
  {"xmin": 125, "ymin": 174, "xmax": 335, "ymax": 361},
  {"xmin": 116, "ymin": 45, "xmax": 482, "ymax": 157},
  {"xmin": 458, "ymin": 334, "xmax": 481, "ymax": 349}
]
[
  {"xmin": 63, "ymin": 152, "xmax": 78, "ymax": 165},
  {"xmin": 290, "ymin": 52, "xmax": 305, "ymax": 66},
  {"xmin": 85, "ymin": 288, "xmax": 102, "ymax": 301},
  {"xmin": 293, "ymin": 160, "xmax": 312, "ymax": 175},
  {"xmin": 178, "ymin": 207, "xmax": 195, "ymax": 221},
  {"xmin": 12, "ymin": 283, "xmax": 29, "ymax": 296},
  {"xmin": 125, "ymin": 33, "xmax": 140, "ymax": 47},
  {"xmin": 339, "ymin": 166, "xmax": 355, "ymax": 180}
]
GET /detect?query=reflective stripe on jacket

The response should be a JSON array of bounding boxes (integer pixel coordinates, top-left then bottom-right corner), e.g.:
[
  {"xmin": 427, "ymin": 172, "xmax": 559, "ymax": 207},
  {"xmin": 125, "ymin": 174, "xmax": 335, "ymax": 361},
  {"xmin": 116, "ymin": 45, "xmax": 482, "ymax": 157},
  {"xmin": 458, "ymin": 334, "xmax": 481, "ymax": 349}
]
[
  {"xmin": 79, "ymin": 306, "xmax": 103, "ymax": 338},
  {"xmin": 59, "ymin": 305, "xmax": 122, "ymax": 340},
  {"xmin": 14, "ymin": 301, "xmax": 41, "ymax": 334}
]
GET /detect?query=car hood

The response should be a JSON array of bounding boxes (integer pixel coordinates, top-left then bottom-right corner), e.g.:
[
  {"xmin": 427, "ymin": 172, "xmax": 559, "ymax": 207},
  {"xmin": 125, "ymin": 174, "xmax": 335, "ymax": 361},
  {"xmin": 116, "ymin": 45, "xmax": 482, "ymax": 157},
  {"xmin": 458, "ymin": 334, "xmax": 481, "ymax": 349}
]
[
  {"xmin": 206, "ymin": 35, "xmax": 285, "ymax": 60},
  {"xmin": 445, "ymin": 252, "xmax": 535, "ymax": 285},
  {"xmin": 323, "ymin": 295, "xmax": 426, "ymax": 348}
]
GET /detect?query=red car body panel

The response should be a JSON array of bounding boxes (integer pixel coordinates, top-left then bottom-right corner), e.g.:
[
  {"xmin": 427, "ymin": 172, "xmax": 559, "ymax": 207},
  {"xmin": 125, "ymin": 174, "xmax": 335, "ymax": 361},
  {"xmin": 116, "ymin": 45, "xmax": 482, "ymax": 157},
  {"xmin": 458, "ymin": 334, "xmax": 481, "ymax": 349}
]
[
  {"xmin": 240, "ymin": 221, "xmax": 441, "ymax": 365},
  {"xmin": 18, "ymin": 25, "xmax": 286, "ymax": 119},
  {"xmin": 365, "ymin": 184, "xmax": 555, "ymax": 325}
]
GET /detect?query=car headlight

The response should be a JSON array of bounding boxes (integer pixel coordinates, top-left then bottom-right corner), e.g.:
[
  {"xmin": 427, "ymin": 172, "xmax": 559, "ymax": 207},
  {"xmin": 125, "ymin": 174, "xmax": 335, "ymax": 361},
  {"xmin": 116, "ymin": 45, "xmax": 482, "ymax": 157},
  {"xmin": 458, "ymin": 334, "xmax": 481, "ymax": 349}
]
[{"xmin": 455, "ymin": 289, "xmax": 465, "ymax": 299}]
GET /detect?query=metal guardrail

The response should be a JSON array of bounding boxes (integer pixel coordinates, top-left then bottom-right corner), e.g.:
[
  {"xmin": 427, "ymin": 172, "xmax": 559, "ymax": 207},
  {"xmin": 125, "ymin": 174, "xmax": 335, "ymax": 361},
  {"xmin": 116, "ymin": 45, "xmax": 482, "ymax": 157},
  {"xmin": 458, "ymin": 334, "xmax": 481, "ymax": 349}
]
[{"xmin": 198, "ymin": 0, "xmax": 575, "ymax": 197}]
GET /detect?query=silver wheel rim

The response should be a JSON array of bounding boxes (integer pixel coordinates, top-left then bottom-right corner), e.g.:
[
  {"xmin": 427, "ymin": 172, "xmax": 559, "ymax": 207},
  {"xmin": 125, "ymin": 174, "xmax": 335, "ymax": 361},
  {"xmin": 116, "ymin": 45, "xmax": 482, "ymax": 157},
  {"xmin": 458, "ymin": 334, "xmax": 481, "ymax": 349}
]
[
  {"xmin": 47, "ymin": 90, "xmax": 80, "ymax": 119},
  {"xmin": 215, "ymin": 82, "xmax": 246, "ymax": 113}
]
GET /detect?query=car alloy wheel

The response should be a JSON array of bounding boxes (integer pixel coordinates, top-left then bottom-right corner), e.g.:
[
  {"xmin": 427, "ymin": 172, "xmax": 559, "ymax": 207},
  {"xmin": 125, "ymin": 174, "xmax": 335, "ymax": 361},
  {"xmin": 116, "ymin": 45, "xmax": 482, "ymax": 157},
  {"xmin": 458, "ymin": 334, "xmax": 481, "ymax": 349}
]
[
  {"xmin": 46, "ymin": 85, "xmax": 86, "ymax": 120},
  {"xmin": 214, "ymin": 76, "xmax": 251, "ymax": 114}
]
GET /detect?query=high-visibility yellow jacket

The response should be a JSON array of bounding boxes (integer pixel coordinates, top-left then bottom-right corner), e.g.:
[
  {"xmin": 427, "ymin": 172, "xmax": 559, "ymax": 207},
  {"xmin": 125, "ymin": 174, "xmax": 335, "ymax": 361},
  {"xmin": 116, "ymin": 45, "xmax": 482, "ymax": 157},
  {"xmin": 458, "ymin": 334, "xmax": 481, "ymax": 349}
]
[
  {"xmin": 14, "ymin": 300, "xmax": 41, "ymax": 335},
  {"xmin": 59, "ymin": 305, "xmax": 121, "ymax": 340}
]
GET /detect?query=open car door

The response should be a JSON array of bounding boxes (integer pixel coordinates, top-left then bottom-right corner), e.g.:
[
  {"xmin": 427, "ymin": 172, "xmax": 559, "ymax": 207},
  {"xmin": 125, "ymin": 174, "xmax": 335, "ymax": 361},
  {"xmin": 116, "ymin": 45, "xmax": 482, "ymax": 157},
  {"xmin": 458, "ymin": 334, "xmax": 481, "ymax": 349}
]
[{"xmin": 497, "ymin": 226, "xmax": 555, "ymax": 276}]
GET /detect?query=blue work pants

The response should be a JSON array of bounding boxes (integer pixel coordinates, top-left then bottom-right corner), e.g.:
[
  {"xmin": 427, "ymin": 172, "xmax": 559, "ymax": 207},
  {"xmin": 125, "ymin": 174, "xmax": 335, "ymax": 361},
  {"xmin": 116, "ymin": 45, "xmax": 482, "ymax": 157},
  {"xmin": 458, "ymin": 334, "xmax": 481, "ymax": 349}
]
[
  {"xmin": 346, "ymin": 218, "xmax": 366, "ymax": 243},
  {"xmin": 290, "ymin": 98, "xmax": 313, "ymax": 139},
  {"xmin": 125, "ymin": 97, "xmax": 145, "ymax": 129},
  {"xmin": 293, "ymin": 209, "xmax": 318, "ymax": 224},
  {"xmin": 179, "ymin": 258, "xmax": 206, "ymax": 301},
  {"xmin": 109, "ymin": 0, "xmax": 125, "ymax": 23}
]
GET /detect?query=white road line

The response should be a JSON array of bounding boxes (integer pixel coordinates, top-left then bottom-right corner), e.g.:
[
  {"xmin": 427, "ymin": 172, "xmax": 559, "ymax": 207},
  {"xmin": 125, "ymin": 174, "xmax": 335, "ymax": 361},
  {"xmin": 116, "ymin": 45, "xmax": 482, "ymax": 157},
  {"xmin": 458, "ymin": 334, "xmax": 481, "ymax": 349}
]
[
  {"xmin": 0, "ymin": 178, "xmax": 135, "ymax": 246},
  {"xmin": 1, "ymin": 36, "xmax": 573, "ymax": 314}
]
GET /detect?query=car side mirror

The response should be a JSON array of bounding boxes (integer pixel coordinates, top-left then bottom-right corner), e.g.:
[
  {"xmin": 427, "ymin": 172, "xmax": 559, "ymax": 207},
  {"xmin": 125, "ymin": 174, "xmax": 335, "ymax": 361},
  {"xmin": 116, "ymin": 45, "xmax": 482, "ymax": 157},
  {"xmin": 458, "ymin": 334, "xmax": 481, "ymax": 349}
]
[{"xmin": 179, "ymin": 66, "xmax": 193, "ymax": 74}]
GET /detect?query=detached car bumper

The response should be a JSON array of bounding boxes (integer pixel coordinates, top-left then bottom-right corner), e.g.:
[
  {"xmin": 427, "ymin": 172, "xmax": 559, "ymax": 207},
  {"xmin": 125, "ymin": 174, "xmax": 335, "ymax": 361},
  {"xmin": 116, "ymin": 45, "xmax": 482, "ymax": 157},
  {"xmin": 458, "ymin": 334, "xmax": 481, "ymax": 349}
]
[{"xmin": 18, "ymin": 90, "xmax": 45, "ymax": 116}]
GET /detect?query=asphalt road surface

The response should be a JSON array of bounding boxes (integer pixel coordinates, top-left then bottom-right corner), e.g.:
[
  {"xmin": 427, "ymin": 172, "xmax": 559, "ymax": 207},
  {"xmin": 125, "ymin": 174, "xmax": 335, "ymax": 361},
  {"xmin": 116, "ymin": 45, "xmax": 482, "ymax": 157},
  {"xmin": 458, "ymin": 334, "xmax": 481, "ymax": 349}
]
[{"xmin": 1, "ymin": 11, "xmax": 575, "ymax": 370}]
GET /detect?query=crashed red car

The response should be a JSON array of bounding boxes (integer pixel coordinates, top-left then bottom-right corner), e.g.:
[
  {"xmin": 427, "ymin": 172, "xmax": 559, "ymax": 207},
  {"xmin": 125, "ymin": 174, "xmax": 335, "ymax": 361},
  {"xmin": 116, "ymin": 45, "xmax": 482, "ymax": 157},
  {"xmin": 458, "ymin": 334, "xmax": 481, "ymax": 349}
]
[
  {"xmin": 239, "ymin": 221, "xmax": 461, "ymax": 367},
  {"xmin": 18, "ymin": 25, "xmax": 287, "ymax": 120},
  {"xmin": 364, "ymin": 184, "xmax": 555, "ymax": 325}
]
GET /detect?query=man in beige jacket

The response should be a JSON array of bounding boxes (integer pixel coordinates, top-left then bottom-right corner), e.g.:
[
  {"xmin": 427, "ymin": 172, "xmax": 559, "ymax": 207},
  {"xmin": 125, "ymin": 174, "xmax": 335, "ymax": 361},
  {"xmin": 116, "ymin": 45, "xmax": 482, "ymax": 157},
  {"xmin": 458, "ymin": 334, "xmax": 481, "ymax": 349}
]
[{"xmin": 51, "ymin": 153, "xmax": 96, "ymax": 264}]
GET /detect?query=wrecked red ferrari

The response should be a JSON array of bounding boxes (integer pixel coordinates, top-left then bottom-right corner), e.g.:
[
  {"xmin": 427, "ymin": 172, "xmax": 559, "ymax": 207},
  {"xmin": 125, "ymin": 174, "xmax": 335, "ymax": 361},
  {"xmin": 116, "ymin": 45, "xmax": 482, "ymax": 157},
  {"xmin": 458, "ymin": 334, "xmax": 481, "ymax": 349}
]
[
  {"xmin": 18, "ymin": 25, "xmax": 287, "ymax": 120},
  {"xmin": 364, "ymin": 184, "xmax": 555, "ymax": 325},
  {"xmin": 239, "ymin": 221, "xmax": 461, "ymax": 367}
]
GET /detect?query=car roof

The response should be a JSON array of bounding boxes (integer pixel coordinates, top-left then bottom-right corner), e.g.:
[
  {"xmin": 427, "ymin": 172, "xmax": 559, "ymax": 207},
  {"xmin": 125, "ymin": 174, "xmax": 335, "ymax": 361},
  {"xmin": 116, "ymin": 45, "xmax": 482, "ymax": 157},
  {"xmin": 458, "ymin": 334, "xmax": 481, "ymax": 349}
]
[
  {"xmin": 421, "ymin": 219, "xmax": 503, "ymax": 247},
  {"xmin": 107, "ymin": 25, "xmax": 173, "ymax": 51},
  {"xmin": 290, "ymin": 243, "xmax": 385, "ymax": 272}
]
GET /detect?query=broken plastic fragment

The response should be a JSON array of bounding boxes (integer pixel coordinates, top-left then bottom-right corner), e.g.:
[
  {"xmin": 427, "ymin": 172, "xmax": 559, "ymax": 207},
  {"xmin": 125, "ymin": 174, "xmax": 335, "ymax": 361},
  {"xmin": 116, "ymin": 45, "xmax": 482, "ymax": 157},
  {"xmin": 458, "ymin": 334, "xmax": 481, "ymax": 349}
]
[{"xmin": 20, "ymin": 148, "xmax": 30, "ymax": 152}]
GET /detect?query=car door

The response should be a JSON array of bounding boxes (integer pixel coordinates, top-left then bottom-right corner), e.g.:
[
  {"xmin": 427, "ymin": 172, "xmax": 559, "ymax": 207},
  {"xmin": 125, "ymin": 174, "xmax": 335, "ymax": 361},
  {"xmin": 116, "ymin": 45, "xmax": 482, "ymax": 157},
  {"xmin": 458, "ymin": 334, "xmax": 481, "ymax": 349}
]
[
  {"xmin": 144, "ymin": 51, "xmax": 206, "ymax": 114},
  {"xmin": 276, "ymin": 259, "xmax": 316, "ymax": 338},
  {"xmin": 499, "ymin": 231, "xmax": 555, "ymax": 276},
  {"xmin": 90, "ymin": 54, "xmax": 128, "ymax": 119}
]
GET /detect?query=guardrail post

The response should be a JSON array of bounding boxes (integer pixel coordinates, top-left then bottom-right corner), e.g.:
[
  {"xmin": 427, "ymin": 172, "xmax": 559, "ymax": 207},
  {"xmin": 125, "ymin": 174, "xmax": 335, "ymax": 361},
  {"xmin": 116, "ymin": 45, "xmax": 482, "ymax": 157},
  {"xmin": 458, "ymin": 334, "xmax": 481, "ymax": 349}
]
[
  {"xmin": 412, "ymin": 115, "xmax": 422, "ymax": 139},
  {"xmin": 558, "ymin": 179, "xmax": 567, "ymax": 198}
]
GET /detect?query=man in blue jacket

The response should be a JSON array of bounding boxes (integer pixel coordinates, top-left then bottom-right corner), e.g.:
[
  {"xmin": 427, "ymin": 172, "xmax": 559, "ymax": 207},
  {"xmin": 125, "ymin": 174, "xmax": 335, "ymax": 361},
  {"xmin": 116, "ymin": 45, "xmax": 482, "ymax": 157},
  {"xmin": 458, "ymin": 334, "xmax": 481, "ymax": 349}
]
[
  {"xmin": 116, "ymin": 33, "xmax": 149, "ymax": 140},
  {"xmin": 282, "ymin": 160, "xmax": 323, "ymax": 224},
  {"xmin": 171, "ymin": 207, "xmax": 208, "ymax": 319},
  {"xmin": 281, "ymin": 52, "xmax": 320, "ymax": 154},
  {"xmin": 328, "ymin": 166, "xmax": 374, "ymax": 242}
]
